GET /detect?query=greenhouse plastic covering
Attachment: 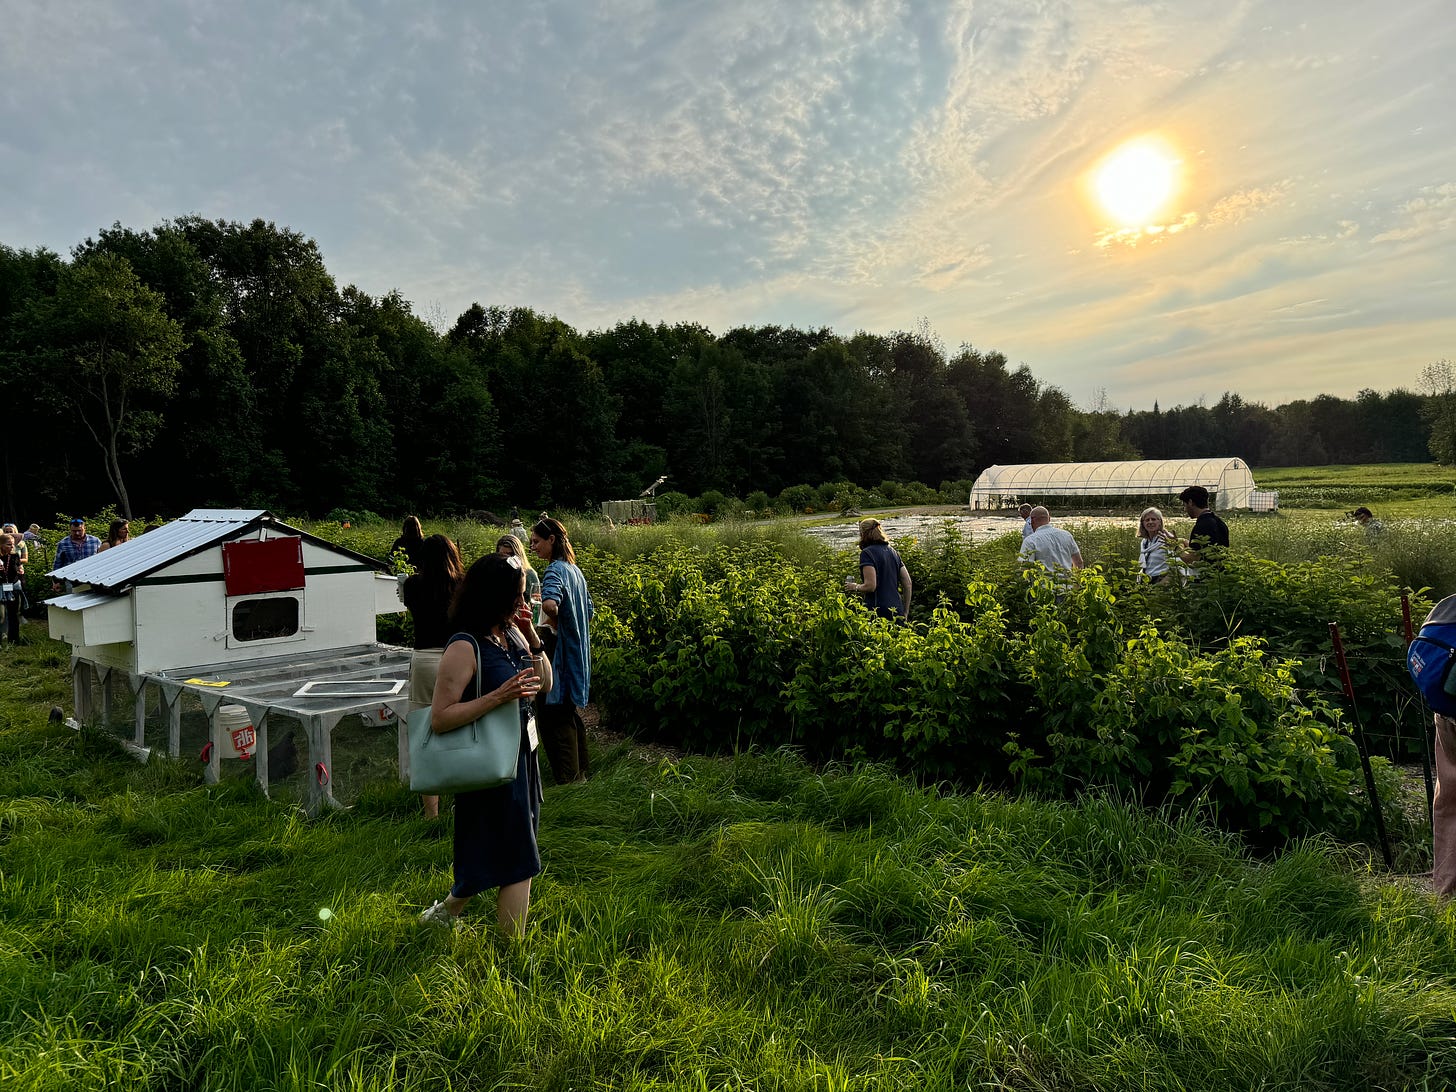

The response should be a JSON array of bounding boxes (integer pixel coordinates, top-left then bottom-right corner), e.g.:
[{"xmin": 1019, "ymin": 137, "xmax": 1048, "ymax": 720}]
[{"xmin": 968, "ymin": 458, "xmax": 1257, "ymax": 509}]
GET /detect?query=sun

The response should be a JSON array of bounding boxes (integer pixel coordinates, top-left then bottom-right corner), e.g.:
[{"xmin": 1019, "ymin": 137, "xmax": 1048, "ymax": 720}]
[{"xmin": 1092, "ymin": 136, "xmax": 1181, "ymax": 226}]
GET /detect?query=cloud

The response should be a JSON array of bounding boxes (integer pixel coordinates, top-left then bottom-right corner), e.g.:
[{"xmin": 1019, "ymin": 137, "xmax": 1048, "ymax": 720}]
[
  {"xmin": 1093, "ymin": 213, "xmax": 1201, "ymax": 250},
  {"xmin": 1371, "ymin": 181, "xmax": 1456, "ymax": 243},
  {"xmin": 1203, "ymin": 184, "xmax": 1289, "ymax": 227},
  {"xmin": 1087, "ymin": 182, "xmax": 1288, "ymax": 252},
  {"xmin": 912, "ymin": 245, "xmax": 996, "ymax": 292}
]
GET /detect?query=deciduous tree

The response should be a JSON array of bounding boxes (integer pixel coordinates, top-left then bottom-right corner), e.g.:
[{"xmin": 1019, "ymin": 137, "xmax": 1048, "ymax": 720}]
[
  {"xmin": 1420, "ymin": 359, "xmax": 1456, "ymax": 465},
  {"xmin": 27, "ymin": 253, "xmax": 186, "ymax": 516}
]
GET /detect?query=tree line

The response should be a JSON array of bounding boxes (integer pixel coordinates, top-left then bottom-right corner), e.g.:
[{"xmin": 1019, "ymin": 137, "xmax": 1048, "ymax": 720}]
[{"xmin": 0, "ymin": 217, "xmax": 1445, "ymax": 520}]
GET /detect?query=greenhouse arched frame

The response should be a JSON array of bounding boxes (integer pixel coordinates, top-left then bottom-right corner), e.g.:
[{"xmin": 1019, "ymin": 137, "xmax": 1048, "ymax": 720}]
[{"xmin": 967, "ymin": 458, "xmax": 1262, "ymax": 510}]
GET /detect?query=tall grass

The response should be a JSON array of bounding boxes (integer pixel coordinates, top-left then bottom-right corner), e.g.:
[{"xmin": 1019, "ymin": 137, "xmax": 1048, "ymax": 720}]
[{"xmin": 3, "ymin": 639, "xmax": 1456, "ymax": 1090}]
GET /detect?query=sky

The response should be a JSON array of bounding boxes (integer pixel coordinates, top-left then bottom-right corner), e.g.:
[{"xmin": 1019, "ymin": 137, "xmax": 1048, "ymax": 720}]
[{"xmin": 3, "ymin": 0, "xmax": 1453, "ymax": 410}]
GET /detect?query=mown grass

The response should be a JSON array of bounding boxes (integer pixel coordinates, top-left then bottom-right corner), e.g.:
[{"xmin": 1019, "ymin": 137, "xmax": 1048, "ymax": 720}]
[{"xmin": 4, "ymin": 635, "xmax": 1456, "ymax": 1090}]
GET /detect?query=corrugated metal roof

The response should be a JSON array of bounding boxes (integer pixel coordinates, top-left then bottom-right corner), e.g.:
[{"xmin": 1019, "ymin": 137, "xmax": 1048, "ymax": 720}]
[
  {"xmin": 51, "ymin": 509, "xmax": 267, "ymax": 588},
  {"xmin": 49, "ymin": 508, "xmax": 392, "ymax": 592},
  {"xmin": 47, "ymin": 590, "xmax": 123, "ymax": 612}
]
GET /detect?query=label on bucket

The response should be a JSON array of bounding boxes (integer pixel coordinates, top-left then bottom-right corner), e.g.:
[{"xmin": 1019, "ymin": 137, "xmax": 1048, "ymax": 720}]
[{"xmin": 230, "ymin": 725, "xmax": 256, "ymax": 758}]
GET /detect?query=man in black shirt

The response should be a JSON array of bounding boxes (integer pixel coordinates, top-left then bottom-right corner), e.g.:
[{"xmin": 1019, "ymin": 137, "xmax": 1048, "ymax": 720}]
[{"xmin": 1176, "ymin": 485, "xmax": 1228, "ymax": 572}]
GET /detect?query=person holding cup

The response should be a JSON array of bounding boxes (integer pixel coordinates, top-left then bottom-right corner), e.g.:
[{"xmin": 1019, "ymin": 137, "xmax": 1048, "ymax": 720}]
[{"xmin": 418, "ymin": 553, "xmax": 552, "ymax": 936}]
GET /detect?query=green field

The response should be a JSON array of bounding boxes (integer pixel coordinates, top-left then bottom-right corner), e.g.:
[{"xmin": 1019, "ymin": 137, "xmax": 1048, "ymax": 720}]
[
  {"xmin": 1253, "ymin": 464, "xmax": 1453, "ymax": 488},
  {"xmin": 1252, "ymin": 464, "xmax": 1455, "ymax": 519},
  {"xmin": 2, "ymin": 637, "xmax": 1455, "ymax": 1091}
]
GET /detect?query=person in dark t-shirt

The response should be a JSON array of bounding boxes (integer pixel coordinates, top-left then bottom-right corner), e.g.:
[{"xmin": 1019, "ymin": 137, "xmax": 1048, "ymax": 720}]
[
  {"xmin": 844, "ymin": 518, "xmax": 913, "ymax": 620},
  {"xmin": 1176, "ymin": 485, "xmax": 1228, "ymax": 573}
]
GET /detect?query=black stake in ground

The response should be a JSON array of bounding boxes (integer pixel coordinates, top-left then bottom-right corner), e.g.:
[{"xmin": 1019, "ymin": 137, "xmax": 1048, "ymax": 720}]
[
  {"xmin": 1329, "ymin": 621, "xmax": 1394, "ymax": 869},
  {"xmin": 1402, "ymin": 594, "xmax": 1436, "ymax": 827}
]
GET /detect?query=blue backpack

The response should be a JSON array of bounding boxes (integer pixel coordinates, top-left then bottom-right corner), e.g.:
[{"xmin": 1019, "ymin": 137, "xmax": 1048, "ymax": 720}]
[{"xmin": 1408, "ymin": 595, "xmax": 1456, "ymax": 715}]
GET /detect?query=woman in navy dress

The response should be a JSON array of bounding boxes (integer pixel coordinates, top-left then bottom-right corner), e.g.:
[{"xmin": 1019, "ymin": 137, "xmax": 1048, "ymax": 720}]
[{"xmin": 419, "ymin": 553, "xmax": 552, "ymax": 936}]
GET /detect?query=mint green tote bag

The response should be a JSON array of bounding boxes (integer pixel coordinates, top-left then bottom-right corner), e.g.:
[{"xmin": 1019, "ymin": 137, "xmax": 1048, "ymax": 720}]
[{"xmin": 408, "ymin": 635, "xmax": 521, "ymax": 793}]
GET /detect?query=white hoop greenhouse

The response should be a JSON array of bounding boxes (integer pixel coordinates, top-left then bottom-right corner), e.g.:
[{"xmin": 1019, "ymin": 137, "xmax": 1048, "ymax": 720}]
[{"xmin": 968, "ymin": 458, "xmax": 1261, "ymax": 510}]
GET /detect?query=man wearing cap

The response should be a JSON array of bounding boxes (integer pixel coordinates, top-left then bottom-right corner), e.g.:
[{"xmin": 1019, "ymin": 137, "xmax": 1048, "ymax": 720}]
[{"xmin": 52, "ymin": 518, "xmax": 100, "ymax": 592}]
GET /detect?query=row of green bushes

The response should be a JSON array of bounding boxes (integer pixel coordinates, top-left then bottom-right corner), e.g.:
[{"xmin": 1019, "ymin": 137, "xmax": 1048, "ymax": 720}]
[
  {"xmin": 327, "ymin": 512, "xmax": 1432, "ymax": 770},
  {"xmin": 584, "ymin": 539, "xmax": 1412, "ymax": 846},
  {"xmin": 652, "ymin": 478, "xmax": 978, "ymax": 518}
]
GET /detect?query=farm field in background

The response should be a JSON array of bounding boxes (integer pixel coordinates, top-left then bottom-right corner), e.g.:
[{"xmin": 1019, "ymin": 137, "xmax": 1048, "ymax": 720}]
[
  {"xmin": 1254, "ymin": 463, "xmax": 1451, "ymax": 487},
  {"xmin": 1253, "ymin": 463, "xmax": 1455, "ymax": 519}
]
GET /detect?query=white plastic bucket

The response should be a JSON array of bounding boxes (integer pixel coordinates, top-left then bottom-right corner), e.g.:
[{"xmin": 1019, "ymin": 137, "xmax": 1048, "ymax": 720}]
[{"xmin": 217, "ymin": 704, "xmax": 256, "ymax": 759}]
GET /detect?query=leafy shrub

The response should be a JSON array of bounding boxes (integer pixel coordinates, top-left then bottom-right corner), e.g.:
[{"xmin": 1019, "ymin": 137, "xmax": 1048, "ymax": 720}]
[
  {"xmin": 654, "ymin": 491, "xmax": 694, "ymax": 518},
  {"xmin": 939, "ymin": 479, "xmax": 976, "ymax": 504},
  {"xmin": 816, "ymin": 481, "xmax": 854, "ymax": 507},
  {"xmin": 898, "ymin": 481, "xmax": 939, "ymax": 505},
  {"xmin": 694, "ymin": 491, "xmax": 729, "ymax": 517},
  {"xmin": 325, "ymin": 507, "xmax": 381, "ymax": 525},
  {"xmin": 1154, "ymin": 553, "xmax": 1428, "ymax": 758},
  {"xmin": 745, "ymin": 491, "xmax": 774, "ymax": 517},
  {"xmin": 778, "ymin": 485, "xmax": 816, "ymax": 512},
  {"xmin": 586, "ymin": 541, "xmax": 1396, "ymax": 843}
]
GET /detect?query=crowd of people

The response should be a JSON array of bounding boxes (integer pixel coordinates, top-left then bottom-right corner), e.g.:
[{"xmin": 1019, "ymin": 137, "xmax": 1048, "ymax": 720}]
[
  {"xmin": 0, "ymin": 528, "xmax": 23, "ymax": 644},
  {"xmin": 397, "ymin": 515, "xmax": 594, "ymax": 935},
  {"xmin": 1016, "ymin": 484, "xmax": 1229, "ymax": 588},
  {"xmin": 2, "ymin": 521, "xmax": 45, "ymax": 643}
]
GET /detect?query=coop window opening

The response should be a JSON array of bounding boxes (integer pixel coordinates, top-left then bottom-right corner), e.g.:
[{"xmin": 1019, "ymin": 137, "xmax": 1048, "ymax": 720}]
[{"xmin": 229, "ymin": 592, "xmax": 305, "ymax": 645}]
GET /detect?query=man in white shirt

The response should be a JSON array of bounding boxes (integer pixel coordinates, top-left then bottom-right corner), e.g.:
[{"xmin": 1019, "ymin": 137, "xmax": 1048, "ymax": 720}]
[{"xmin": 1019, "ymin": 506, "xmax": 1083, "ymax": 576}]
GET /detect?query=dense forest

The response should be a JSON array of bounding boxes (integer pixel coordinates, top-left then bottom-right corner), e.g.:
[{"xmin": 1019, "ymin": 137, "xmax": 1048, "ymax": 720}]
[{"xmin": 0, "ymin": 217, "xmax": 1448, "ymax": 520}]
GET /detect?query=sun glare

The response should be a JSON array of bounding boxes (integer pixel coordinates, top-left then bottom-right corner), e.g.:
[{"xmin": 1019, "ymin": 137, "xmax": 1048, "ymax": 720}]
[{"xmin": 1092, "ymin": 137, "xmax": 1181, "ymax": 227}]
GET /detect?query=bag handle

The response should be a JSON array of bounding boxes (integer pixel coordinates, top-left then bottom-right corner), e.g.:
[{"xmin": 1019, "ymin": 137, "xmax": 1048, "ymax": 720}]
[
  {"xmin": 440, "ymin": 630, "xmax": 527, "ymax": 737},
  {"xmin": 447, "ymin": 631, "xmax": 487, "ymax": 706}
]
